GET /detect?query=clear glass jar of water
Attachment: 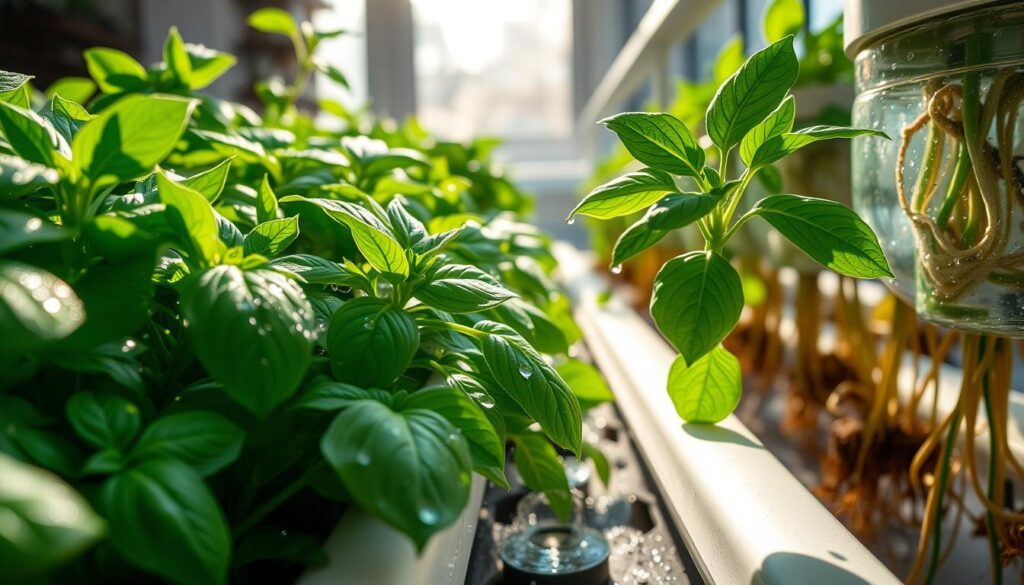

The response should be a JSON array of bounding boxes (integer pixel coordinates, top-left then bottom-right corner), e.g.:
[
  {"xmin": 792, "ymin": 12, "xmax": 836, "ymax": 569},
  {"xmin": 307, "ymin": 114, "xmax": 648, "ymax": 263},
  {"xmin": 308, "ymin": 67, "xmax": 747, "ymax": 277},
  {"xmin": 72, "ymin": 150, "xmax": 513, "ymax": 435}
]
[{"xmin": 850, "ymin": 2, "xmax": 1024, "ymax": 334}]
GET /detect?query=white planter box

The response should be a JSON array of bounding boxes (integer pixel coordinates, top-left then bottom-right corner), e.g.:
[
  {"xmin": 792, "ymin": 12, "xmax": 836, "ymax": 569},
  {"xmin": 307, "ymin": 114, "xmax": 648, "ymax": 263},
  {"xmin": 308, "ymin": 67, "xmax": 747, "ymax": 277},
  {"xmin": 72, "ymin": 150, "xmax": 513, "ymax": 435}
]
[{"xmin": 299, "ymin": 476, "xmax": 486, "ymax": 585}]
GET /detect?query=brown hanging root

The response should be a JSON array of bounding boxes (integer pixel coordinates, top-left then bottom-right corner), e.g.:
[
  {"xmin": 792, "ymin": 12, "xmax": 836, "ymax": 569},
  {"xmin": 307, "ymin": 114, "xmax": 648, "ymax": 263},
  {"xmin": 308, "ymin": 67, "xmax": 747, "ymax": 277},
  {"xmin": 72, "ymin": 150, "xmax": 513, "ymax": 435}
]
[
  {"xmin": 905, "ymin": 335, "xmax": 1024, "ymax": 584},
  {"xmin": 817, "ymin": 298, "xmax": 944, "ymax": 538},
  {"xmin": 785, "ymin": 273, "xmax": 824, "ymax": 433}
]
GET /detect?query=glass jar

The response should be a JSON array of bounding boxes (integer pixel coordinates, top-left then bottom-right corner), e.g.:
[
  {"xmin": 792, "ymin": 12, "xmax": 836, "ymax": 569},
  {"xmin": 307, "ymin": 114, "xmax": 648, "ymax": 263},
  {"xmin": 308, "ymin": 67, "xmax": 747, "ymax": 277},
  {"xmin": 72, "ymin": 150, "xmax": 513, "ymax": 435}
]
[{"xmin": 849, "ymin": 1, "xmax": 1024, "ymax": 334}]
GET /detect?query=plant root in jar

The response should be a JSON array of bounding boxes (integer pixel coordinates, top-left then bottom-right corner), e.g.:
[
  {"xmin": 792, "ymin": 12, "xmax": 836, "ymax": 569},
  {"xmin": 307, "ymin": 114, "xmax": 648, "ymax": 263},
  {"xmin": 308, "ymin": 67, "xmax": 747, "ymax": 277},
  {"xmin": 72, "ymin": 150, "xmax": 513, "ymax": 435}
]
[{"xmin": 896, "ymin": 65, "xmax": 1024, "ymax": 309}]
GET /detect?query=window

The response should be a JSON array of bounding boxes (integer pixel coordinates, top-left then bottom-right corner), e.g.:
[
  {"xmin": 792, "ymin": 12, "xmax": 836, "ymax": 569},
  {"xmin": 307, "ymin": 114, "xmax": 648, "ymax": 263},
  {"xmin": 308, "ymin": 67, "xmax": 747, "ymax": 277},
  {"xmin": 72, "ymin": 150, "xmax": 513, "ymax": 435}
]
[
  {"xmin": 313, "ymin": 0, "xmax": 369, "ymax": 111},
  {"xmin": 411, "ymin": 0, "xmax": 573, "ymax": 144}
]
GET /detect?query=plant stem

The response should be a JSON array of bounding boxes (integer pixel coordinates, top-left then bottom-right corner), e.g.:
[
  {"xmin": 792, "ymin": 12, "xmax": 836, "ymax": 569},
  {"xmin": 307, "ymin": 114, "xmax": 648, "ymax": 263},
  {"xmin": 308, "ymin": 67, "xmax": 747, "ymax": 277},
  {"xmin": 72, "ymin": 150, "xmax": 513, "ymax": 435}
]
[
  {"xmin": 913, "ymin": 122, "xmax": 943, "ymax": 212},
  {"xmin": 936, "ymin": 143, "xmax": 971, "ymax": 229},
  {"xmin": 235, "ymin": 461, "xmax": 325, "ymax": 537},
  {"xmin": 418, "ymin": 319, "xmax": 484, "ymax": 339}
]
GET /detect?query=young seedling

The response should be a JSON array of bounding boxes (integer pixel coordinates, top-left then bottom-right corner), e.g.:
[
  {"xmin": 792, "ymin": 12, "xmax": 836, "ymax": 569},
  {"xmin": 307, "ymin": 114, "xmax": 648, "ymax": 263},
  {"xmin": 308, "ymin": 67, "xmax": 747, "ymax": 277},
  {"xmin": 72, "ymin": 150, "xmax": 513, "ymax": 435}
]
[{"xmin": 571, "ymin": 35, "xmax": 892, "ymax": 423}]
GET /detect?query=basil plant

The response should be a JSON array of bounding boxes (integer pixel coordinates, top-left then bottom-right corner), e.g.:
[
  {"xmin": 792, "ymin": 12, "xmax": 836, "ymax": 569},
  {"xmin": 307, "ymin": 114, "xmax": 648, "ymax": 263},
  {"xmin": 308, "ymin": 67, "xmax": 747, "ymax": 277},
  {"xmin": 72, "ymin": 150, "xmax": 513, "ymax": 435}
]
[
  {"xmin": 0, "ymin": 9, "xmax": 610, "ymax": 584},
  {"xmin": 571, "ymin": 36, "xmax": 892, "ymax": 423}
]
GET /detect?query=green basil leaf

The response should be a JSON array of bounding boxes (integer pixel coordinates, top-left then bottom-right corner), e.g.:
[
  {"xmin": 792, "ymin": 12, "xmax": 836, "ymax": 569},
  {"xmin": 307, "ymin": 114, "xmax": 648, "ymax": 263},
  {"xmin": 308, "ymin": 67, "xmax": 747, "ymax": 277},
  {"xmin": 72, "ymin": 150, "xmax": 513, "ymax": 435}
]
[
  {"xmin": 411, "ymin": 227, "xmax": 462, "ymax": 258},
  {"xmin": 157, "ymin": 171, "xmax": 227, "ymax": 264},
  {"xmin": 568, "ymin": 168, "xmax": 676, "ymax": 220},
  {"xmin": 600, "ymin": 112, "xmax": 704, "ymax": 178},
  {"xmin": 49, "ymin": 341, "xmax": 145, "ymax": 394},
  {"xmin": 415, "ymin": 264, "xmax": 515, "ymax": 313},
  {"xmin": 214, "ymin": 211, "xmax": 244, "ymax": 248},
  {"xmin": 73, "ymin": 95, "xmax": 197, "ymax": 190},
  {"xmin": 9, "ymin": 428, "xmax": 82, "ymax": 478},
  {"xmin": 611, "ymin": 216, "xmax": 670, "ymax": 268},
  {"xmin": 40, "ymin": 95, "xmax": 94, "ymax": 144},
  {"xmin": 280, "ymin": 196, "xmax": 409, "ymax": 280},
  {"xmin": 244, "ymin": 216, "xmax": 299, "ymax": 257},
  {"xmin": 645, "ymin": 190, "xmax": 725, "ymax": 232},
  {"xmin": 555, "ymin": 359, "xmax": 613, "ymax": 411},
  {"xmin": 291, "ymin": 379, "xmax": 394, "ymax": 411},
  {"xmin": 256, "ymin": 174, "xmax": 279, "ymax": 224},
  {"xmin": 0, "ymin": 70, "xmax": 32, "ymax": 108},
  {"xmin": 185, "ymin": 44, "xmax": 237, "ymax": 90},
  {"xmin": 582, "ymin": 441, "xmax": 611, "ymax": 487},
  {"xmin": 404, "ymin": 386, "xmax": 507, "ymax": 488},
  {"xmin": 0, "ymin": 71, "xmax": 30, "ymax": 94},
  {"xmin": 51, "ymin": 233, "xmax": 157, "ymax": 351},
  {"xmin": 131, "ymin": 412, "xmax": 244, "ymax": 477},
  {"xmin": 476, "ymin": 321, "xmax": 582, "ymax": 454},
  {"xmin": 0, "ymin": 453, "xmax": 104, "ymax": 581},
  {"xmin": 321, "ymin": 400, "xmax": 472, "ymax": 550},
  {"xmin": 764, "ymin": 0, "xmax": 805, "ymax": 43},
  {"xmin": 706, "ymin": 36, "xmax": 798, "ymax": 152},
  {"xmin": 512, "ymin": 432, "xmax": 572, "ymax": 521},
  {"xmin": 83, "ymin": 48, "xmax": 149, "ymax": 94},
  {"xmin": 386, "ymin": 196, "xmax": 427, "ymax": 246},
  {"xmin": 487, "ymin": 297, "xmax": 569, "ymax": 355},
  {"xmin": 0, "ymin": 209, "xmax": 67, "ymax": 254},
  {"xmin": 0, "ymin": 101, "xmax": 69, "ymax": 166},
  {"xmin": 102, "ymin": 459, "xmax": 230, "ymax": 585},
  {"xmin": 326, "ymin": 297, "xmax": 418, "ymax": 388},
  {"xmin": 180, "ymin": 157, "xmax": 233, "ymax": 202},
  {"xmin": 739, "ymin": 95, "xmax": 794, "ymax": 166},
  {"xmin": 317, "ymin": 61, "xmax": 351, "ymax": 89},
  {"xmin": 610, "ymin": 186, "xmax": 728, "ymax": 267},
  {"xmin": 181, "ymin": 265, "xmax": 315, "ymax": 418},
  {"xmin": 444, "ymin": 372, "xmax": 507, "ymax": 442},
  {"xmin": 270, "ymin": 254, "xmax": 363, "ymax": 287},
  {"xmin": 163, "ymin": 27, "xmax": 193, "ymax": 87},
  {"xmin": 248, "ymin": 7, "xmax": 300, "ymax": 38},
  {"xmin": 651, "ymin": 251, "xmax": 744, "ymax": 365},
  {"xmin": 82, "ymin": 449, "xmax": 123, "ymax": 475},
  {"xmin": 0, "ymin": 154, "xmax": 59, "ymax": 196},
  {"xmin": 750, "ymin": 125, "xmax": 889, "ymax": 168},
  {"xmin": 750, "ymin": 194, "xmax": 894, "ymax": 278},
  {"xmin": 667, "ymin": 346, "xmax": 741, "ymax": 423},
  {"xmin": 65, "ymin": 392, "xmax": 140, "ymax": 451},
  {"xmin": 0, "ymin": 260, "xmax": 83, "ymax": 352}
]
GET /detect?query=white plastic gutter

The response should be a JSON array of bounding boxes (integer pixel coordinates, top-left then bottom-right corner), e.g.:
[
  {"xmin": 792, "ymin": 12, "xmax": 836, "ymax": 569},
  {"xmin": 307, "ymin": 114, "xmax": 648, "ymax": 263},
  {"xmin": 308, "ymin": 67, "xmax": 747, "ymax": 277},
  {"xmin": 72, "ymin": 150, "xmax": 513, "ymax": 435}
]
[{"xmin": 554, "ymin": 243, "xmax": 901, "ymax": 585}]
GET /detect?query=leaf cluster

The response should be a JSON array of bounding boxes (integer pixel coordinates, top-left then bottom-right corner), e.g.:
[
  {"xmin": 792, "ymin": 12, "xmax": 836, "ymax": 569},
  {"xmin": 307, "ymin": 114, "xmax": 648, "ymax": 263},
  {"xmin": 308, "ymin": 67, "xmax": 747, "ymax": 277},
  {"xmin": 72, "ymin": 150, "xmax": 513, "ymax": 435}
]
[{"xmin": 0, "ymin": 13, "xmax": 611, "ymax": 583}]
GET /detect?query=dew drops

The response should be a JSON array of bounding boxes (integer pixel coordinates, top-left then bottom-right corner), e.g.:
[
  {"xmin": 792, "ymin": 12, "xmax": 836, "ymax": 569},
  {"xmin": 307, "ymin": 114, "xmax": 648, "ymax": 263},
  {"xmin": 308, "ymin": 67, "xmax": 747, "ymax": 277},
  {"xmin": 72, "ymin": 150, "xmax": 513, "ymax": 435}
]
[
  {"xmin": 42, "ymin": 297, "xmax": 62, "ymax": 314},
  {"xmin": 121, "ymin": 339, "xmax": 137, "ymax": 353},
  {"xmin": 418, "ymin": 507, "xmax": 439, "ymax": 525},
  {"xmin": 248, "ymin": 317, "xmax": 258, "ymax": 326},
  {"xmin": 25, "ymin": 217, "xmax": 42, "ymax": 232},
  {"xmin": 518, "ymin": 362, "xmax": 533, "ymax": 379},
  {"xmin": 356, "ymin": 450, "xmax": 371, "ymax": 466},
  {"xmin": 611, "ymin": 265, "xmax": 623, "ymax": 275},
  {"xmin": 567, "ymin": 217, "xmax": 576, "ymax": 225}
]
